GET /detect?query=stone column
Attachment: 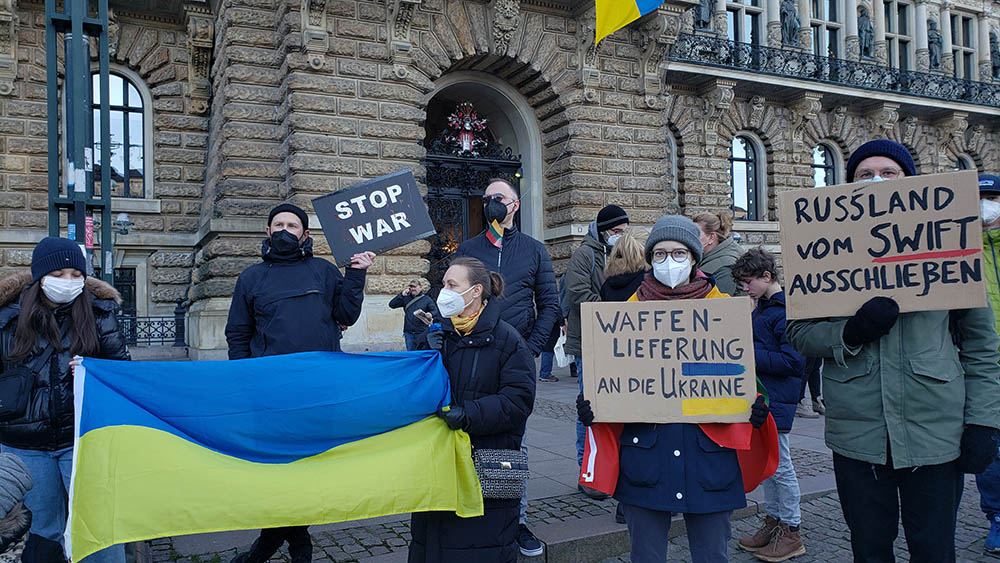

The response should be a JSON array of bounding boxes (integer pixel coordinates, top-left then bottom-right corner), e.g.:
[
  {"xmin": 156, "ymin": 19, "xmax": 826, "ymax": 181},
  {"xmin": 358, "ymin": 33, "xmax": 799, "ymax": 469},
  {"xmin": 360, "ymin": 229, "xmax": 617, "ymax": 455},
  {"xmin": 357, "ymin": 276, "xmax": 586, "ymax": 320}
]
[
  {"xmin": 715, "ymin": 0, "xmax": 728, "ymax": 37},
  {"xmin": 940, "ymin": 3, "xmax": 954, "ymax": 74},
  {"xmin": 846, "ymin": 0, "xmax": 860, "ymax": 60},
  {"xmin": 768, "ymin": 0, "xmax": 782, "ymax": 47},
  {"xmin": 979, "ymin": 13, "xmax": 991, "ymax": 80},
  {"xmin": 915, "ymin": 0, "xmax": 929, "ymax": 70},
  {"xmin": 798, "ymin": 0, "xmax": 813, "ymax": 50},
  {"xmin": 873, "ymin": 0, "xmax": 888, "ymax": 64}
]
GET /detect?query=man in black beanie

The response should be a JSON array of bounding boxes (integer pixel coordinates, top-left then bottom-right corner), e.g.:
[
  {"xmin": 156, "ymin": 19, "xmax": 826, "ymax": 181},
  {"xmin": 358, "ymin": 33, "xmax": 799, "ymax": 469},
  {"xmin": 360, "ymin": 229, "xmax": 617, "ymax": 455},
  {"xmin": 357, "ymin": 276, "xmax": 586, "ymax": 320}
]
[
  {"xmin": 787, "ymin": 139, "xmax": 1000, "ymax": 562},
  {"xmin": 225, "ymin": 203, "xmax": 375, "ymax": 563}
]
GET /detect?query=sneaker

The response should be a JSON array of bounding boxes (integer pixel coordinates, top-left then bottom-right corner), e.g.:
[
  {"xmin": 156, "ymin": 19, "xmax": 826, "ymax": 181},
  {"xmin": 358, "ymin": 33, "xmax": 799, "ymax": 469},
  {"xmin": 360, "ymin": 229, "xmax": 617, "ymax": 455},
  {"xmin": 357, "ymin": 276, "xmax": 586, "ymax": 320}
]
[
  {"xmin": 739, "ymin": 515, "xmax": 779, "ymax": 551},
  {"xmin": 795, "ymin": 397, "xmax": 819, "ymax": 418},
  {"xmin": 538, "ymin": 375, "xmax": 559, "ymax": 383},
  {"xmin": 812, "ymin": 397, "xmax": 826, "ymax": 415},
  {"xmin": 755, "ymin": 523, "xmax": 806, "ymax": 562},
  {"xmin": 578, "ymin": 483, "xmax": 609, "ymax": 500},
  {"xmin": 615, "ymin": 503, "xmax": 626, "ymax": 524},
  {"xmin": 987, "ymin": 514, "xmax": 1000, "ymax": 552},
  {"xmin": 517, "ymin": 524, "xmax": 544, "ymax": 557}
]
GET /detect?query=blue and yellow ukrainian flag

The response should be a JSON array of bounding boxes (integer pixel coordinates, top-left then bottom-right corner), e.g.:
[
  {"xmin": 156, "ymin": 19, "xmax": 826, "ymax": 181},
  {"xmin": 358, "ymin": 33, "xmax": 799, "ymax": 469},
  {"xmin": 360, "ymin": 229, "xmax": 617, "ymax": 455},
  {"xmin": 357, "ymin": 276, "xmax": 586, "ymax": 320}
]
[
  {"xmin": 596, "ymin": 0, "xmax": 667, "ymax": 44},
  {"xmin": 67, "ymin": 351, "xmax": 483, "ymax": 561}
]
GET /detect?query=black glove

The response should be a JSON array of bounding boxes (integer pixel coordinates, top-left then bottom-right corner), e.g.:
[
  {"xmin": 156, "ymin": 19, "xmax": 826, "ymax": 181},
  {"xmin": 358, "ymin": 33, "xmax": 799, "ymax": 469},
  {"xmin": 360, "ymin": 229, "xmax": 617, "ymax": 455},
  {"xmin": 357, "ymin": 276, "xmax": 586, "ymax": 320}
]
[
  {"xmin": 749, "ymin": 395, "xmax": 768, "ymax": 428},
  {"xmin": 957, "ymin": 425, "xmax": 999, "ymax": 474},
  {"xmin": 843, "ymin": 296, "xmax": 899, "ymax": 348},
  {"xmin": 577, "ymin": 394, "xmax": 594, "ymax": 426},
  {"xmin": 437, "ymin": 405, "xmax": 467, "ymax": 431},
  {"xmin": 426, "ymin": 330, "xmax": 444, "ymax": 351}
]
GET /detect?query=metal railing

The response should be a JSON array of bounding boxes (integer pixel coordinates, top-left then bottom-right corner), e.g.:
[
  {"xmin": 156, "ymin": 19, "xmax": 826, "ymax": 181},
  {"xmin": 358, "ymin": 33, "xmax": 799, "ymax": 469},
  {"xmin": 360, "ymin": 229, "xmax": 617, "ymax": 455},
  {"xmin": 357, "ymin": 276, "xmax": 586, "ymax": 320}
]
[
  {"xmin": 118, "ymin": 299, "xmax": 187, "ymax": 347},
  {"xmin": 668, "ymin": 34, "xmax": 1000, "ymax": 107}
]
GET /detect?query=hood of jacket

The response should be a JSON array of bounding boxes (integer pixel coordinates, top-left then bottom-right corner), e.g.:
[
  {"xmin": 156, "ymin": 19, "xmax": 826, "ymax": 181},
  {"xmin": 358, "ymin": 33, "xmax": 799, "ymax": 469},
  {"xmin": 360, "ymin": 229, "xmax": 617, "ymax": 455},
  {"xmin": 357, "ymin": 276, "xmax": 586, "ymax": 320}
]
[
  {"xmin": 586, "ymin": 221, "xmax": 609, "ymax": 252},
  {"xmin": 700, "ymin": 236, "xmax": 743, "ymax": 270}
]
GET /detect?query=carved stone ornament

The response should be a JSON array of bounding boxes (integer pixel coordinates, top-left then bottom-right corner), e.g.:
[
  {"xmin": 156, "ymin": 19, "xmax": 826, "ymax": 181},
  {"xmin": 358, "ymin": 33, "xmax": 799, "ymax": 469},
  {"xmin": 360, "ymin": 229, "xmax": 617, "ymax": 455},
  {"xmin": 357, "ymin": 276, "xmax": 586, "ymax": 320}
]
[
  {"xmin": 790, "ymin": 93, "xmax": 822, "ymax": 156},
  {"xmin": 578, "ymin": 9, "xmax": 600, "ymax": 104},
  {"xmin": 901, "ymin": 115, "xmax": 919, "ymax": 147},
  {"xmin": 0, "ymin": 0, "xmax": 16, "ymax": 96},
  {"xmin": 831, "ymin": 105, "xmax": 847, "ymax": 137},
  {"xmin": 701, "ymin": 80, "xmax": 735, "ymax": 156},
  {"xmin": 108, "ymin": 8, "xmax": 120, "ymax": 58},
  {"xmin": 492, "ymin": 0, "xmax": 519, "ymax": 54},
  {"xmin": 938, "ymin": 111, "xmax": 969, "ymax": 149},
  {"xmin": 302, "ymin": 0, "xmax": 331, "ymax": 70},
  {"xmin": 185, "ymin": 8, "xmax": 213, "ymax": 114},
  {"xmin": 748, "ymin": 95, "xmax": 766, "ymax": 129},
  {"xmin": 639, "ymin": 8, "xmax": 683, "ymax": 103},
  {"xmin": 969, "ymin": 124, "xmax": 985, "ymax": 151},
  {"xmin": 867, "ymin": 103, "xmax": 899, "ymax": 136}
]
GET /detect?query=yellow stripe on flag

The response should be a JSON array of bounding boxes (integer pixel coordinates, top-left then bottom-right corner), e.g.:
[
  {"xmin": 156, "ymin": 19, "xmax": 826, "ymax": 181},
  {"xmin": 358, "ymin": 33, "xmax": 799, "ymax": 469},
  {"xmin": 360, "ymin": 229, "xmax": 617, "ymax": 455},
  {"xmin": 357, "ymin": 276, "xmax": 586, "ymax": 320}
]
[
  {"xmin": 596, "ymin": 0, "xmax": 642, "ymax": 44},
  {"xmin": 682, "ymin": 398, "xmax": 751, "ymax": 416}
]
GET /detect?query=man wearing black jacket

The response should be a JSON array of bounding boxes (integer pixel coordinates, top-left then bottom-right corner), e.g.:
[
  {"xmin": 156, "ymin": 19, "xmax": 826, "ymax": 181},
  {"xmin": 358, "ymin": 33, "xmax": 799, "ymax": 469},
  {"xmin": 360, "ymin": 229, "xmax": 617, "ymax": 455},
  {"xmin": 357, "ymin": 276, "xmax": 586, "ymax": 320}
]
[
  {"xmin": 455, "ymin": 178, "xmax": 559, "ymax": 558},
  {"xmin": 388, "ymin": 279, "xmax": 439, "ymax": 350},
  {"xmin": 225, "ymin": 203, "xmax": 374, "ymax": 563}
]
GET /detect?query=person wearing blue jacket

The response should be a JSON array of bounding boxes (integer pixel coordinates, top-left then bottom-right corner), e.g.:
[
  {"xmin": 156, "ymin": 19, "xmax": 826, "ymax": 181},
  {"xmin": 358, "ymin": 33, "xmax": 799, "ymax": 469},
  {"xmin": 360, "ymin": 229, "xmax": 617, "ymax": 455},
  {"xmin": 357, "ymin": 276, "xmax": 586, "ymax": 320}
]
[
  {"xmin": 732, "ymin": 247, "xmax": 807, "ymax": 562},
  {"xmin": 454, "ymin": 178, "xmax": 559, "ymax": 558},
  {"xmin": 225, "ymin": 203, "xmax": 374, "ymax": 563}
]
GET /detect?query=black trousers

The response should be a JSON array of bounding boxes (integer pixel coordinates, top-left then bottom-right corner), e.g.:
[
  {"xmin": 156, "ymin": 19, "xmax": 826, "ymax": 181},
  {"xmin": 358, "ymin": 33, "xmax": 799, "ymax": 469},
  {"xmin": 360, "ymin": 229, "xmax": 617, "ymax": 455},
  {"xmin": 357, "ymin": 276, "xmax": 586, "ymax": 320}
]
[
  {"xmin": 249, "ymin": 526, "xmax": 311, "ymax": 560},
  {"xmin": 833, "ymin": 452, "xmax": 963, "ymax": 563}
]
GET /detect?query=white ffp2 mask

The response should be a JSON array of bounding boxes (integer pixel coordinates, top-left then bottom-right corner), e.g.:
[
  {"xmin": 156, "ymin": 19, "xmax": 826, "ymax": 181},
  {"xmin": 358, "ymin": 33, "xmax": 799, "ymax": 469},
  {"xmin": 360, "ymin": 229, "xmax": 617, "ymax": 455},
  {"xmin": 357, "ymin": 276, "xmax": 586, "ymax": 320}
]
[
  {"xmin": 42, "ymin": 276, "xmax": 84, "ymax": 304},
  {"xmin": 652, "ymin": 257, "xmax": 692, "ymax": 288}
]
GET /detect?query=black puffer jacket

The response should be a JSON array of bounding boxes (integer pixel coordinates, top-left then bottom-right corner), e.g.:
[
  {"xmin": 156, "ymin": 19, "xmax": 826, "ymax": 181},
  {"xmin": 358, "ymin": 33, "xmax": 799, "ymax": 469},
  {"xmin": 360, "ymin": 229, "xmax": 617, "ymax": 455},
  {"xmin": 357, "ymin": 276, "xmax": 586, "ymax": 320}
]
[
  {"xmin": 0, "ymin": 273, "xmax": 130, "ymax": 451},
  {"xmin": 600, "ymin": 270, "xmax": 646, "ymax": 302},
  {"xmin": 436, "ymin": 299, "xmax": 536, "ymax": 451}
]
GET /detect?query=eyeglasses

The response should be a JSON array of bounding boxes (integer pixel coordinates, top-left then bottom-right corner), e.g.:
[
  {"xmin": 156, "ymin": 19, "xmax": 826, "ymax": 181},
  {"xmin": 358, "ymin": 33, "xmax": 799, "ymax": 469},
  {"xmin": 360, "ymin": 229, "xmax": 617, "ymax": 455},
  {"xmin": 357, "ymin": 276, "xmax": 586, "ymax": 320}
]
[
  {"xmin": 855, "ymin": 167, "xmax": 904, "ymax": 180},
  {"xmin": 651, "ymin": 249, "xmax": 690, "ymax": 263},
  {"xmin": 483, "ymin": 194, "xmax": 517, "ymax": 205}
]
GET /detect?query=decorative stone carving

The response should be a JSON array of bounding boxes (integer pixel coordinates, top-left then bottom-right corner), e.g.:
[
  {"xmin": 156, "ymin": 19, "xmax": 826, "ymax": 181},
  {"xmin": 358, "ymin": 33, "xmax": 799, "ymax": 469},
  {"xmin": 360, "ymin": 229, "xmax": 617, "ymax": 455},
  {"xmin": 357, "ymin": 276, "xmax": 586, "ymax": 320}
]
[
  {"xmin": 846, "ymin": 34, "xmax": 860, "ymax": 61},
  {"xmin": 831, "ymin": 105, "xmax": 847, "ymax": 137},
  {"xmin": 492, "ymin": 0, "xmax": 519, "ymax": 54},
  {"xmin": 867, "ymin": 103, "xmax": 899, "ymax": 137},
  {"xmin": 901, "ymin": 115, "xmax": 919, "ymax": 147},
  {"xmin": 927, "ymin": 18, "xmax": 942, "ymax": 70},
  {"xmin": 789, "ymin": 93, "xmax": 823, "ymax": 155},
  {"xmin": 780, "ymin": 0, "xmax": 800, "ymax": 46},
  {"xmin": 108, "ymin": 9, "xmax": 120, "ymax": 58},
  {"xmin": 768, "ymin": 21, "xmax": 782, "ymax": 48},
  {"xmin": 858, "ymin": 6, "xmax": 874, "ymax": 59},
  {"xmin": 991, "ymin": 30, "xmax": 1000, "ymax": 79},
  {"xmin": 969, "ymin": 124, "xmax": 986, "ymax": 151},
  {"xmin": 638, "ymin": 7, "xmax": 684, "ymax": 103},
  {"xmin": 578, "ymin": 9, "xmax": 600, "ymax": 104},
  {"xmin": 302, "ymin": 0, "xmax": 331, "ymax": 70},
  {"xmin": 701, "ymin": 80, "xmax": 735, "ymax": 156},
  {"xmin": 937, "ymin": 112, "xmax": 969, "ymax": 150},
  {"xmin": 185, "ymin": 8, "xmax": 213, "ymax": 115},
  {"xmin": 748, "ymin": 95, "xmax": 766, "ymax": 129},
  {"xmin": 0, "ymin": 0, "xmax": 16, "ymax": 96}
]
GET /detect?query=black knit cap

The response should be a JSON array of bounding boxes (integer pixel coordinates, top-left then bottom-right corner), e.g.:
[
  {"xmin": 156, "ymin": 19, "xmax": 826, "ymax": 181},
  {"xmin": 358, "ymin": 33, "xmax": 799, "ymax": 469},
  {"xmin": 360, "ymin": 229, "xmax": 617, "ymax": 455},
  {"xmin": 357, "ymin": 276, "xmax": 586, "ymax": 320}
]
[
  {"xmin": 845, "ymin": 139, "xmax": 917, "ymax": 182},
  {"xmin": 596, "ymin": 204, "xmax": 629, "ymax": 231},
  {"xmin": 268, "ymin": 203, "xmax": 308, "ymax": 230},
  {"xmin": 31, "ymin": 237, "xmax": 86, "ymax": 284}
]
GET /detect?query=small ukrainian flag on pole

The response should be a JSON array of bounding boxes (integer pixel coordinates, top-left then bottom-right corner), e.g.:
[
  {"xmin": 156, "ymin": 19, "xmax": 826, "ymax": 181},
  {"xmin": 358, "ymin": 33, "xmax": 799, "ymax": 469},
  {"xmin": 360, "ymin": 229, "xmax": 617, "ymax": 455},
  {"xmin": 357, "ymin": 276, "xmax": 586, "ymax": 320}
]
[{"xmin": 596, "ymin": 0, "xmax": 668, "ymax": 44}]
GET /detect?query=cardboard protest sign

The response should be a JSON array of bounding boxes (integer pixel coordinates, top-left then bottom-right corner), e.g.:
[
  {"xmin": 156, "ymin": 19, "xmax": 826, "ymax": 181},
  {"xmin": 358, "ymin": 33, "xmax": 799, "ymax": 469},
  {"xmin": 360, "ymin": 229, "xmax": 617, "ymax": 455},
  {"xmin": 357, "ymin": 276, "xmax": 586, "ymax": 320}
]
[
  {"xmin": 312, "ymin": 169, "xmax": 436, "ymax": 267},
  {"xmin": 580, "ymin": 297, "xmax": 756, "ymax": 424},
  {"xmin": 777, "ymin": 170, "xmax": 986, "ymax": 320}
]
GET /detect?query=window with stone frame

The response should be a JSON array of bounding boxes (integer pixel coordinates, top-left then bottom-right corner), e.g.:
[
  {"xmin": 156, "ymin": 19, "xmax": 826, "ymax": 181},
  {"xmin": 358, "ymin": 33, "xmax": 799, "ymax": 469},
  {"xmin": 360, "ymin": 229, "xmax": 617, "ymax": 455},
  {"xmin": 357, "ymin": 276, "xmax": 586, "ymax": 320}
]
[
  {"xmin": 730, "ymin": 136, "xmax": 763, "ymax": 221},
  {"xmin": 884, "ymin": 0, "xmax": 913, "ymax": 69},
  {"xmin": 90, "ymin": 71, "xmax": 149, "ymax": 198},
  {"xmin": 727, "ymin": 0, "xmax": 764, "ymax": 44},
  {"xmin": 950, "ymin": 13, "xmax": 977, "ymax": 80},
  {"xmin": 811, "ymin": 0, "xmax": 843, "ymax": 57},
  {"xmin": 812, "ymin": 143, "xmax": 838, "ymax": 187}
]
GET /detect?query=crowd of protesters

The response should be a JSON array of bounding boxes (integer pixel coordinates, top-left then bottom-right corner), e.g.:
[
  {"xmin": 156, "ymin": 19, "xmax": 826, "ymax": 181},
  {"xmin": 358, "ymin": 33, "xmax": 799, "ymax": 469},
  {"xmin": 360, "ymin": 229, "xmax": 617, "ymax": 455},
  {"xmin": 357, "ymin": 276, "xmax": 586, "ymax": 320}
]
[{"xmin": 0, "ymin": 138, "xmax": 997, "ymax": 563}]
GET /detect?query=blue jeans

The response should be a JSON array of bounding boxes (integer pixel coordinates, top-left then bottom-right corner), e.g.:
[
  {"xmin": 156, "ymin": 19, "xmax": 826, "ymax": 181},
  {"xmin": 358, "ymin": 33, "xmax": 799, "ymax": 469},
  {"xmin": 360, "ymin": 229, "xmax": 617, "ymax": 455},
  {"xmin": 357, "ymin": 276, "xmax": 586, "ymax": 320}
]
[
  {"xmin": 539, "ymin": 352, "xmax": 554, "ymax": 379},
  {"xmin": 621, "ymin": 503, "xmax": 731, "ymax": 563},
  {"xmin": 576, "ymin": 360, "xmax": 585, "ymax": 466},
  {"xmin": 404, "ymin": 332, "xmax": 420, "ymax": 351},
  {"xmin": 762, "ymin": 432, "xmax": 801, "ymax": 526},
  {"xmin": 977, "ymin": 447, "xmax": 1000, "ymax": 519},
  {"xmin": 4, "ymin": 445, "xmax": 124, "ymax": 563}
]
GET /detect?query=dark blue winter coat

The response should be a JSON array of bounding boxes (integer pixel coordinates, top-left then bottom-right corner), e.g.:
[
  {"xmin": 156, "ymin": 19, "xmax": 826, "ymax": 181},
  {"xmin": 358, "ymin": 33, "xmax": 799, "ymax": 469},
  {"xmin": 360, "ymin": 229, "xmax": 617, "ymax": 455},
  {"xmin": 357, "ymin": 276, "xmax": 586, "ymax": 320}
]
[
  {"xmin": 225, "ymin": 237, "xmax": 366, "ymax": 359},
  {"xmin": 752, "ymin": 291, "xmax": 806, "ymax": 432},
  {"xmin": 455, "ymin": 226, "xmax": 559, "ymax": 355}
]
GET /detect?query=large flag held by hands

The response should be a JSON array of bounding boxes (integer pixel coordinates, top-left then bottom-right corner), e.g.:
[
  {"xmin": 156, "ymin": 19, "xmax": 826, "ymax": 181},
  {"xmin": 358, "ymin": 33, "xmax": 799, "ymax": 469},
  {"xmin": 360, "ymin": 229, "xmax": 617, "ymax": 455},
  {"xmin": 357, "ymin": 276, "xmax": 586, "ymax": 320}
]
[
  {"xmin": 596, "ymin": 0, "xmax": 667, "ymax": 44},
  {"xmin": 67, "ymin": 351, "xmax": 483, "ymax": 561}
]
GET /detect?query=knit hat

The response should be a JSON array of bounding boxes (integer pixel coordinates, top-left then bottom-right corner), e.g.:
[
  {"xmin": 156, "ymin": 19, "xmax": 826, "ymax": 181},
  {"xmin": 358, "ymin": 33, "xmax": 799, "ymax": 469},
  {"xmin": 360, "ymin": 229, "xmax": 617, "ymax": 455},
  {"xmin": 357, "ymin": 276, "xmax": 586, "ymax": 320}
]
[
  {"xmin": 846, "ymin": 139, "xmax": 917, "ymax": 181},
  {"xmin": 596, "ymin": 204, "xmax": 629, "ymax": 232},
  {"xmin": 31, "ymin": 237, "xmax": 86, "ymax": 284},
  {"xmin": 0, "ymin": 454, "xmax": 31, "ymax": 518},
  {"xmin": 979, "ymin": 174, "xmax": 1000, "ymax": 195},
  {"xmin": 645, "ymin": 215, "xmax": 704, "ymax": 264},
  {"xmin": 268, "ymin": 203, "xmax": 308, "ymax": 230}
]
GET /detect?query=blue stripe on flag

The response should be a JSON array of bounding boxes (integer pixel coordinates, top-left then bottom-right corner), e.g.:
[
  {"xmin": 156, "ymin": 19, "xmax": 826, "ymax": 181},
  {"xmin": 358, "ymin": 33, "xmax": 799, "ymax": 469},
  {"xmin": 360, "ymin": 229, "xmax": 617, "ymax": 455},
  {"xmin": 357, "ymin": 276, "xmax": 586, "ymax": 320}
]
[
  {"xmin": 681, "ymin": 363, "xmax": 747, "ymax": 376},
  {"xmin": 636, "ymin": 0, "xmax": 666, "ymax": 15}
]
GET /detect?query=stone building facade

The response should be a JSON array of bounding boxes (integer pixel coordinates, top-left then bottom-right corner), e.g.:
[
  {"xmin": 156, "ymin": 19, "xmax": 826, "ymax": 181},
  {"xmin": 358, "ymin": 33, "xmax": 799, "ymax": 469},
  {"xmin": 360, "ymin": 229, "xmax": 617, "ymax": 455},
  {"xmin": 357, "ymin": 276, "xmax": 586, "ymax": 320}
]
[{"xmin": 0, "ymin": 0, "xmax": 998, "ymax": 357}]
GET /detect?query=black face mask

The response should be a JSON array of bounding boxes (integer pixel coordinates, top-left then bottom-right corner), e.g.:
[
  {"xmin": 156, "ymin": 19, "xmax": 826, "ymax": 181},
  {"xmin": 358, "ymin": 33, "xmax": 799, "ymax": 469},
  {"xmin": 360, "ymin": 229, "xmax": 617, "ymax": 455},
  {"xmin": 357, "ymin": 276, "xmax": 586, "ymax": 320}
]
[
  {"xmin": 484, "ymin": 199, "xmax": 509, "ymax": 225},
  {"xmin": 269, "ymin": 229, "xmax": 302, "ymax": 255}
]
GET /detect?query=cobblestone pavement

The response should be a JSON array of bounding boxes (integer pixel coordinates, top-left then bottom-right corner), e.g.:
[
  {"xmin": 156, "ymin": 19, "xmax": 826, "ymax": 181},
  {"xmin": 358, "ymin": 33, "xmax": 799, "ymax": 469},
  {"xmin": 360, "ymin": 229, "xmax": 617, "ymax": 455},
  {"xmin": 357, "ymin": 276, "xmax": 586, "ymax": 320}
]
[{"xmin": 601, "ymin": 476, "xmax": 999, "ymax": 563}]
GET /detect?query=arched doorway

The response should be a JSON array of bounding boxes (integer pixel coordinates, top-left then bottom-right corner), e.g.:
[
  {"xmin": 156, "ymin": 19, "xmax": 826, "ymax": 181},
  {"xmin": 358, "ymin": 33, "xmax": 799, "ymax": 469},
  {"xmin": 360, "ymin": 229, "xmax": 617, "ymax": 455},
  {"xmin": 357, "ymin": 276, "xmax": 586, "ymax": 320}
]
[{"xmin": 421, "ymin": 72, "xmax": 543, "ymax": 294}]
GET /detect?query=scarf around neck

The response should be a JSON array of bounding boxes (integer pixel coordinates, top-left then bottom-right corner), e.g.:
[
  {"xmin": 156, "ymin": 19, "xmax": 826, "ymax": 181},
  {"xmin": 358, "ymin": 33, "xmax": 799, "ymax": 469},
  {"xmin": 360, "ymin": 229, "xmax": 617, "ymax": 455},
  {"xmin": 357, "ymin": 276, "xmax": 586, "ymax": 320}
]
[
  {"xmin": 451, "ymin": 302, "xmax": 486, "ymax": 336},
  {"xmin": 635, "ymin": 273, "xmax": 713, "ymax": 302}
]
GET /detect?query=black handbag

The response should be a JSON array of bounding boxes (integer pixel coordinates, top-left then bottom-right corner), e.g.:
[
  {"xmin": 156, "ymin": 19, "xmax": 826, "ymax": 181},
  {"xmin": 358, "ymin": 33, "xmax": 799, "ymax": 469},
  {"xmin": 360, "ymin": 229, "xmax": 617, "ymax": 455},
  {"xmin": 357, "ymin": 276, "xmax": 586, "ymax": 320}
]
[
  {"xmin": 471, "ymin": 448, "xmax": 529, "ymax": 499},
  {"xmin": 0, "ymin": 347, "xmax": 52, "ymax": 422}
]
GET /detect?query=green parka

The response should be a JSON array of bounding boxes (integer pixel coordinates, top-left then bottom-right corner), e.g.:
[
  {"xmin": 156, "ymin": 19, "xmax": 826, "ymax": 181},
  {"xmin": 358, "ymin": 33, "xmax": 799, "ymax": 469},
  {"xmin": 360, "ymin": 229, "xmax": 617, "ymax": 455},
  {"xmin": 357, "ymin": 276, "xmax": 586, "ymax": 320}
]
[
  {"xmin": 984, "ymin": 228, "xmax": 1000, "ymax": 339},
  {"xmin": 787, "ymin": 306, "xmax": 1000, "ymax": 469}
]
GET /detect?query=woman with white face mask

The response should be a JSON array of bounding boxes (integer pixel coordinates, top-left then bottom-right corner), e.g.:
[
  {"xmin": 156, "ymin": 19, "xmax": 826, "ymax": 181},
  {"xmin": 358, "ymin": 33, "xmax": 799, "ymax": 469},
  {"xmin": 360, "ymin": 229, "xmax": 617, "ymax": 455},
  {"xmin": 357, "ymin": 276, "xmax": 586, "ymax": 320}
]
[
  {"xmin": 410, "ymin": 257, "xmax": 535, "ymax": 563},
  {"xmin": 0, "ymin": 237, "xmax": 129, "ymax": 563},
  {"xmin": 577, "ymin": 215, "xmax": 768, "ymax": 563}
]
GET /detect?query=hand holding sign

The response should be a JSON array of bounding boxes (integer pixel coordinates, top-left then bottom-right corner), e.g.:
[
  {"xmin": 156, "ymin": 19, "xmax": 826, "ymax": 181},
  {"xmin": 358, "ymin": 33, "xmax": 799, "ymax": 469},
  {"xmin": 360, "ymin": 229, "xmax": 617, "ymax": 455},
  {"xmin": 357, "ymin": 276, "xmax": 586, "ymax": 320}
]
[{"xmin": 349, "ymin": 251, "xmax": 376, "ymax": 270}]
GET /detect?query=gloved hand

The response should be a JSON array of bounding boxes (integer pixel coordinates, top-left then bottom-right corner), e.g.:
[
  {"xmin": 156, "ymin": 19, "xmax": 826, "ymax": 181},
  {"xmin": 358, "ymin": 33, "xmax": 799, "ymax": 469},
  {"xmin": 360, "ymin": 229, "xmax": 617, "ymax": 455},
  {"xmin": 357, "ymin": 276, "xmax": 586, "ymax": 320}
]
[
  {"xmin": 426, "ymin": 330, "xmax": 444, "ymax": 351},
  {"xmin": 749, "ymin": 395, "xmax": 768, "ymax": 428},
  {"xmin": 843, "ymin": 296, "xmax": 899, "ymax": 348},
  {"xmin": 437, "ymin": 405, "xmax": 467, "ymax": 431},
  {"xmin": 576, "ymin": 394, "xmax": 594, "ymax": 426},
  {"xmin": 957, "ymin": 424, "xmax": 999, "ymax": 474}
]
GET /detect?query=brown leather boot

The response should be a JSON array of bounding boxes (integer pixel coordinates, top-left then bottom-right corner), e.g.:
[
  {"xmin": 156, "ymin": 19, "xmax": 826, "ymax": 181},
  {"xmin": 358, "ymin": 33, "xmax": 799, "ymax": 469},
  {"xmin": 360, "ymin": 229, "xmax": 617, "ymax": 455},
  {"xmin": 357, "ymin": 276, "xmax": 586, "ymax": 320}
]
[
  {"xmin": 738, "ymin": 515, "xmax": 778, "ymax": 551},
  {"xmin": 755, "ymin": 522, "xmax": 806, "ymax": 562}
]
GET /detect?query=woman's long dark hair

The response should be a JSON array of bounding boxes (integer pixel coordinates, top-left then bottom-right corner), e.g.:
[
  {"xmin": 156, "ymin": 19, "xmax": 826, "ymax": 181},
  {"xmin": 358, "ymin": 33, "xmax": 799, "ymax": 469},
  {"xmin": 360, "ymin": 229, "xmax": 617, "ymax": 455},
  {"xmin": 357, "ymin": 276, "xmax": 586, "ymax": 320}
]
[{"xmin": 10, "ymin": 279, "xmax": 99, "ymax": 360}]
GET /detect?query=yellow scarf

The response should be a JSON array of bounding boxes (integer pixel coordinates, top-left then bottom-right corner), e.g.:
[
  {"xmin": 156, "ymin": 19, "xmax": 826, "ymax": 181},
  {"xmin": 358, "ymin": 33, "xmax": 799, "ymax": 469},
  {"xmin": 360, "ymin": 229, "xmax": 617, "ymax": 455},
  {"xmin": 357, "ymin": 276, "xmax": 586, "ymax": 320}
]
[{"xmin": 451, "ymin": 303, "xmax": 486, "ymax": 336}]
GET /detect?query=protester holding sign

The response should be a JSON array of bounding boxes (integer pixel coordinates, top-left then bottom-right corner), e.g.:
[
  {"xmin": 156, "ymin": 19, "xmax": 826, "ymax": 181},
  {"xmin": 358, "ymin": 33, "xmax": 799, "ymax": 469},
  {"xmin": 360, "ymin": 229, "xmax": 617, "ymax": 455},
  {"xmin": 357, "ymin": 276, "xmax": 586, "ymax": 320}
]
[
  {"xmin": 786, "ymin": 140, "xmax": 1000, "ymax": 563},
  {"xmin": 225, "ymin": 203, "xmax": 375, "ymax": 563},
  {"xmin": 732, "ymin": 248, "xmax": 807, "ymax": 562},
  {"xmin": 578, "ymin": 215, "xmax": 769, "ymax": 563},
  {"xmin": 412, "ymin": 257, "xmax": 535, "ymax": 563}
]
